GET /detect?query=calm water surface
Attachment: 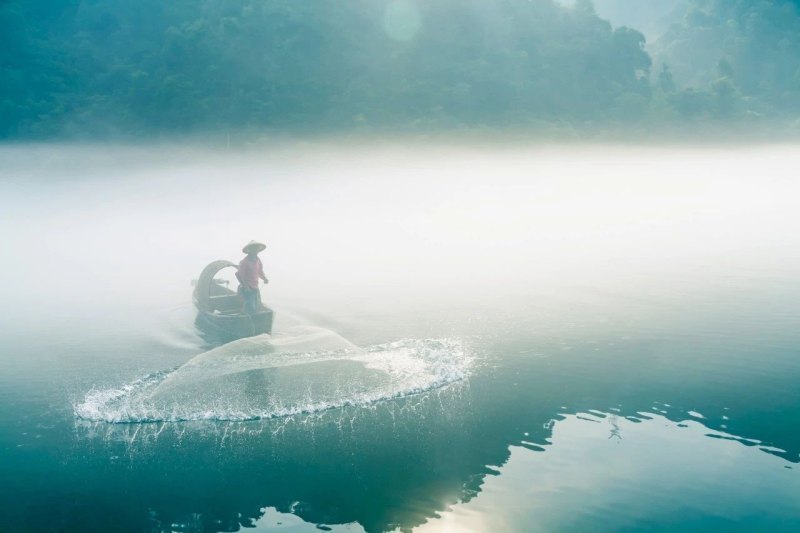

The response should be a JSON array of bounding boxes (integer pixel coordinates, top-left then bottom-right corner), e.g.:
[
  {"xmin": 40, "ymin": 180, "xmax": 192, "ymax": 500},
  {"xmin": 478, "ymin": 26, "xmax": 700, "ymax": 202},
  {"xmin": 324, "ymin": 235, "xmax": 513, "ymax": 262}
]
[{"xmin": 1, "ymin": 144, "xmax": 799, "ymax": 532}]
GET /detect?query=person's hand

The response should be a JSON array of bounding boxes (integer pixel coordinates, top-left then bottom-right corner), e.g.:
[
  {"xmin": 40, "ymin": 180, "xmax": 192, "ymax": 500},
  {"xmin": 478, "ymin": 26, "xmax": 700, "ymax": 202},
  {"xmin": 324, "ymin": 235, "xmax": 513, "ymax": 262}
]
[{"xmin": 263, "ymin": 278, "xmax": 269, "ymax": 284}]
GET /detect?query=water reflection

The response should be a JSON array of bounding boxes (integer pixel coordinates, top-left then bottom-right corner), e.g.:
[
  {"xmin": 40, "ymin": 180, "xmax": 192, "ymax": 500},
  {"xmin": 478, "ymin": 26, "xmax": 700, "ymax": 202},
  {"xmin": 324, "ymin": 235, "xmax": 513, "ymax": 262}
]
[
  {"xmin": 66, "ymin": 327, "xmax": 800, "ymax": 533},
  {"xmin": 17, "ymin": 281, "xmax": 800, "ymax": 532},
  {"xmin": 71, "ymin": 381, "xmax": 476, "ymax": 531},
  {"xmin": 418, "ymin": 412, "xmax": 800, "ymax": 532},
  {"xmin": 68, "ymin": 399, "xmax": 800, "ymax": 532},
  {"xmin": 7, "ymin": 288, "xmax": 800, "ymax": 532}
]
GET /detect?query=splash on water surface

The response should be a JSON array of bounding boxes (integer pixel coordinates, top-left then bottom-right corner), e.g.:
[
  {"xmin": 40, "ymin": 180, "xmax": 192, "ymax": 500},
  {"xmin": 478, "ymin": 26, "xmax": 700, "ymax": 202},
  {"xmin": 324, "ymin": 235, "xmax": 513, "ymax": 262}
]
[{"xmin": 74, "ymin": 327, "xmax": 471, "ymax": 423}]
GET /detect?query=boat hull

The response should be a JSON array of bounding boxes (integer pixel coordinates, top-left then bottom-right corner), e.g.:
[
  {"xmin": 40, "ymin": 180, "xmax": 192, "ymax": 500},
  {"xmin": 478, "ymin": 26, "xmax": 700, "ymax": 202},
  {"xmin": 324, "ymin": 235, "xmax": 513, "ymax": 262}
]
[
  {"xmin": 192, "ymin": 259, "xmax": 274, "ymax": 342},
  {"xmin": 195, "ymin": 308, "xmax": 274, "ymax": 340}
]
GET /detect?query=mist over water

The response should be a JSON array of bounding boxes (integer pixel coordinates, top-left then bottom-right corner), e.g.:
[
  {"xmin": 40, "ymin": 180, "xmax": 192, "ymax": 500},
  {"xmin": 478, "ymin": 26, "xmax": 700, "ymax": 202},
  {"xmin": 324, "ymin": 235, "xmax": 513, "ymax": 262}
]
[
  {"xmin": 2, "ymin": 141, "xmax": 800, "ymax": 531},
  {"xmin": 3, "ymin": 142, "xmax": 800, "ymax": 325}
]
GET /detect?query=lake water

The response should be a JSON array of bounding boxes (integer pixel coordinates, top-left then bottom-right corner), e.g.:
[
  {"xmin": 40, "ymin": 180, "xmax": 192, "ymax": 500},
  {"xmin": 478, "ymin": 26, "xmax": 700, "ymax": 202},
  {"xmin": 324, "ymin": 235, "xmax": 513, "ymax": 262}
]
[{"xmin": 1, "ymin": 143, "xmax": 799, "ymax": 532}]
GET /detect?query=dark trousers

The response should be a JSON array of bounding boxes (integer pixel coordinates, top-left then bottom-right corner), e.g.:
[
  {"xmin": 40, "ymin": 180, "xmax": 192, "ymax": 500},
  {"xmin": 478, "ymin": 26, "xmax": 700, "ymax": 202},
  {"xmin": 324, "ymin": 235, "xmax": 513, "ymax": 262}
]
[{"xmin": 240, "ymin": 286, "xmax": 261, "ymax": 315}]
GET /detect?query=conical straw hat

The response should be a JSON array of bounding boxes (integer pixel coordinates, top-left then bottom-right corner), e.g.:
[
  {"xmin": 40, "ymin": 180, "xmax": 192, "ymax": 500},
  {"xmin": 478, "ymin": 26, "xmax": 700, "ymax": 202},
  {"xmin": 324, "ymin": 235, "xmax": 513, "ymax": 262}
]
[{"xmin": 242, "ymin": 240, "xmax": 266, "ymax": 254}]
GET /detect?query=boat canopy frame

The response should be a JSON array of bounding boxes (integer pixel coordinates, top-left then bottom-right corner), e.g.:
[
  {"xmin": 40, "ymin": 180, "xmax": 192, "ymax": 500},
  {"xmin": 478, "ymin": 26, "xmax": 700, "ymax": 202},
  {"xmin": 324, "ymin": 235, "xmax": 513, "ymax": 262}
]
[{"xmin": 194, "ymin": 259, "xmax": 239, "ymax": 314}]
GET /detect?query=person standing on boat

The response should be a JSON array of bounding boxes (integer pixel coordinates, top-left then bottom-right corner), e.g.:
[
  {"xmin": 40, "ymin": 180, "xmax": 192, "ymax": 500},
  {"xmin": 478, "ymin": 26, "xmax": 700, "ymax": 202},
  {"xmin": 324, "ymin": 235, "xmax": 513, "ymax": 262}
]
[{"xmin": 237, "ymin": 240, "xmax": 268, "ymax": 315}]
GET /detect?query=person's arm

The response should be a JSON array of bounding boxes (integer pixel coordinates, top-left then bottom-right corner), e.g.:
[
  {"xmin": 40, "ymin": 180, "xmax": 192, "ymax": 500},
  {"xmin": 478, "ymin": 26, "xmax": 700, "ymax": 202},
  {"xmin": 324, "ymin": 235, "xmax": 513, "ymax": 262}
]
[
  {"xmin": 258, "ymin": 260, "xmax": 268, "ymax": 284},
  {"xmin": 236, "ymin": 260, "xmax": 247, "ymax": 285}
]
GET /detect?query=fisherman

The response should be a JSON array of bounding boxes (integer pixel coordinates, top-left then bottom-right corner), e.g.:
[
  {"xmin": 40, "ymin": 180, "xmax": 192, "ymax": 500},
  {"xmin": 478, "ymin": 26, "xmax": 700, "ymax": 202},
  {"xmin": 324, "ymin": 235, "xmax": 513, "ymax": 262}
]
[{"xmin": 236, "ymin": 240, "xmax": 269, "ymax": 315}]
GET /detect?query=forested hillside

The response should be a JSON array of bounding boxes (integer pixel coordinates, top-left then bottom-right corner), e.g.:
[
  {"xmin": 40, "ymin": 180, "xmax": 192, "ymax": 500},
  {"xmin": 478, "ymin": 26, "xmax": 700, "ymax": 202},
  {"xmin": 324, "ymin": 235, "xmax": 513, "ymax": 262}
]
[
  {"xmin": 2, "ymin": 0, "xmax": 799, "ymax": 139},
  {"xmin": 650, "ymin": 0, "xmax": 800, "ymax": 118}
]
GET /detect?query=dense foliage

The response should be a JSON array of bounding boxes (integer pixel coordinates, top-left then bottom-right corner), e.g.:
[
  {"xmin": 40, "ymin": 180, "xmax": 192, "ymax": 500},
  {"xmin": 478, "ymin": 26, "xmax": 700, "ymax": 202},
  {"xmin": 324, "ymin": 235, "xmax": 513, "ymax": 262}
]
[
  {"xmin": 1, "ymin": 0, "xmax": 799, "ymax": 139},
  {"xmin": 650, "ymin": 0, "xmax": 800, "ymax": 121}
]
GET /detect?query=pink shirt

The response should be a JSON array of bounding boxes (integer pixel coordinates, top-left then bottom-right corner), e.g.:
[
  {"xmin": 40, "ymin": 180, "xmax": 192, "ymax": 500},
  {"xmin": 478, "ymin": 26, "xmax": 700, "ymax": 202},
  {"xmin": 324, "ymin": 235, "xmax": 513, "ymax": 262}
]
[{"xmin": 237, "ymin": 256, "xmax": 264, "ymax": 289}]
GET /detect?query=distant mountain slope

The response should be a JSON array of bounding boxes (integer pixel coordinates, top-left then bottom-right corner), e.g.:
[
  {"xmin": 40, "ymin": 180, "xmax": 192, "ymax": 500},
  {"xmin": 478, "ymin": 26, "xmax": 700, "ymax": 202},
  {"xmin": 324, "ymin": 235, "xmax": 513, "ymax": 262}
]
[
  {"xmin": 650, "ymin": 0, "xmax": 800, "ymax": 115},
  {"xmin": 591, "ymin": 0, "xmax": 684, "ymax": 39},
  {"xmin": 1, "ymin": 0, "xmax": 798, "ymax": 139}
]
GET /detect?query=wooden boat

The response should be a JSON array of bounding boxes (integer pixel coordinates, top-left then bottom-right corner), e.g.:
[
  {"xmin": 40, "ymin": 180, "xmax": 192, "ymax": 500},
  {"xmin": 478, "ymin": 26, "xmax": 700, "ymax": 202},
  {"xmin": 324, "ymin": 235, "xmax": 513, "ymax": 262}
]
[{"xmin": 192, "ymin": 260, "xmax": 274, "ymax": 340}]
